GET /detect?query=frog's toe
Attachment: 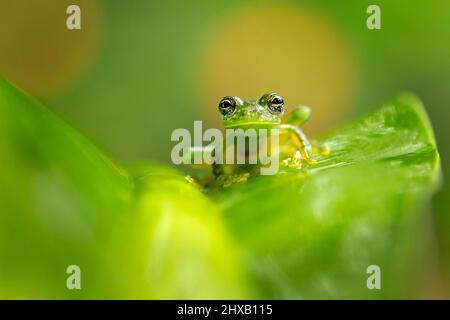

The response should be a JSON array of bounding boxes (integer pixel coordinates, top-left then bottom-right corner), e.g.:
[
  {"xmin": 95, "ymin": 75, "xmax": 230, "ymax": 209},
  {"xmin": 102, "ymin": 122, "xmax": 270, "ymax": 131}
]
[
  {"xmin": 216, "ymin": 172, "xmax": 250, "ymax": 188},
  {"xmin": 185, "ymin": 175, "xmax": 198, "ymax": 185}
]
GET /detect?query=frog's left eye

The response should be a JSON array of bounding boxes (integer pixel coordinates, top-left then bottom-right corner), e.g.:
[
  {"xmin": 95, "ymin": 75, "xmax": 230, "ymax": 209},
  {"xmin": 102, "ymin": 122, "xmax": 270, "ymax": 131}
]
[
  {"xmin": 262, "ymin": 93, "xmax": 284, "ymax": 115},
  {"xmin": 218, "ymin": 96, "xmax": 241, "ymax": 118}
]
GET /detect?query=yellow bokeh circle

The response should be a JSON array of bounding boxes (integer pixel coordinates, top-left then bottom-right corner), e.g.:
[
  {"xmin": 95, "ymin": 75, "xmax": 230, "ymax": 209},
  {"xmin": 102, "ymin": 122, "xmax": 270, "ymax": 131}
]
[
  {"xmin": 197, "ymin": 5, "xmax": 356, "ymax": 134},
  {"xmin": 0, "ymin": 0, "xmax": 102, "ymax": 97}
]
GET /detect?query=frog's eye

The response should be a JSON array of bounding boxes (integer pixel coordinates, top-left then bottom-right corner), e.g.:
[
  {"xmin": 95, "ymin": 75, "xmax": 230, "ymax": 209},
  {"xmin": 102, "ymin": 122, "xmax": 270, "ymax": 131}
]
[
  {"xmin": 218, "ymin": 96, "xmax": 241, "ymax": 118},
  {"xmin": 262, "ymin": 93, "xmax": 284, "ymax": 115}
]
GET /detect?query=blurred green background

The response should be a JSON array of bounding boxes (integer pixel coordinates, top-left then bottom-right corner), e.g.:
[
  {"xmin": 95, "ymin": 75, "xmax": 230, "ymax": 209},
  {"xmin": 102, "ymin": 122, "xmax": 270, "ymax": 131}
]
[{"xmin": 0, "ymin": 0, "xmax": 449, "ymax": 297}]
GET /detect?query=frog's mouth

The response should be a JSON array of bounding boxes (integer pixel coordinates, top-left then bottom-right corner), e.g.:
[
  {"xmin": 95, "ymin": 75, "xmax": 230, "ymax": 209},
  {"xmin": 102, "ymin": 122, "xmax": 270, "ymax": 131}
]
[{"xmin": 224, "ymin": 121, "xmax": 280, "ymax": 129}]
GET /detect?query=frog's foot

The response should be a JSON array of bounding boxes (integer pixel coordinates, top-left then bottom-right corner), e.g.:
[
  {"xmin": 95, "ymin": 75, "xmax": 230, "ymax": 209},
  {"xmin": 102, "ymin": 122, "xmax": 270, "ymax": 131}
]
[
  {"xmin": 185, "ymin": 174, "xmax": 211, "ymax": 192},
  {"xmin": 217, "ymin": 172, "xmax": 250, "ymax": 188},
  {"xmin": 282, "ymin": 149, "xmax": 316, "ymax": 169},
  {"xmin": 185, "ymin": 175, "xmax": 196, "ymax": 185}
]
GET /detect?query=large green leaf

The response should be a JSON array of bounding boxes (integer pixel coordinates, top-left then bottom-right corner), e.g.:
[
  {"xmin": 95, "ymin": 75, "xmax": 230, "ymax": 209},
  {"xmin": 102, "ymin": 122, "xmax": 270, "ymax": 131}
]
[
  {"xmin": 220, "ymin": 94, "xmax": 441, "ymax": 298},
  {"xmin": 0, "ymin": 77, "xmax": 248, "ymax": 299},
  {"xmin": 0, "ymin": 76, "xmax": 441, "ymax": 298}
]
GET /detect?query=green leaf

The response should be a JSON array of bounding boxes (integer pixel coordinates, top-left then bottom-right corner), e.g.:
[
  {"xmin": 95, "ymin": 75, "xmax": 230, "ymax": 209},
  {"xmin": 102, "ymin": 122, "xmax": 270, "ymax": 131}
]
[
  {"xmin": 0, "ymin": 75, "xmax": 441, "ymax": 299},
  {"xmin": 220, "ymin": 94, "xmax": 441, "ymax": 298},
  {"xmin": 102, "ymin": 164, "xmax": 249, "ymax": 299},
  {"xmin": 0, "ymin": 77, "xmax": 248, "ymax": 299}
]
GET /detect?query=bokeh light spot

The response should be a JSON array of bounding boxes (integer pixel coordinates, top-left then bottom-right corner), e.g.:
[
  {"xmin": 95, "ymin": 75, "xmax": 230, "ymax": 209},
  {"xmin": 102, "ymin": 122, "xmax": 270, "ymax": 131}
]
[
  {"xmin": 0, "ymin": 0, "xmax": 102, "ymax": 97},
  {"xmin": 198, "ymin": 5, "xmax": 356, "ymax": 134}
]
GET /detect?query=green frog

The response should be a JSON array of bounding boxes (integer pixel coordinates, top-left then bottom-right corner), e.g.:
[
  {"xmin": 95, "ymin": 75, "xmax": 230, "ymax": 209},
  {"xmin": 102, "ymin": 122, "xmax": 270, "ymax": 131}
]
[{"xmin": 186, "ymin": 93, "xmax": 328, "ymax": 189}]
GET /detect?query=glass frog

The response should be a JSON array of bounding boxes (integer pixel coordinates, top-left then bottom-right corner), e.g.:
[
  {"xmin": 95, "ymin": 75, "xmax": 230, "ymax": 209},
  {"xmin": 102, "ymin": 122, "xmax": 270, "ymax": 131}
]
[{"xmin": 186, "ymin": 93, "xmax": 329, "ymax": 189}]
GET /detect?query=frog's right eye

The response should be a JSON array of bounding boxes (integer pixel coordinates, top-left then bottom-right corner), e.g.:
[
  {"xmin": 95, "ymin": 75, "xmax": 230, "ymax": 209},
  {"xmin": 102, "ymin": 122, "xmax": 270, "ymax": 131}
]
[{"xmin": 218, "ymin": 96, "xmax": 241, "ymax": 117}]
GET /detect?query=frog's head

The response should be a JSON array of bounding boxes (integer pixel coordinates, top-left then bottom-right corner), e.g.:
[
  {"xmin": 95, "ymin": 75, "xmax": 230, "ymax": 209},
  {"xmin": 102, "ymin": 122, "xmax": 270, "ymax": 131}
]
[{"xmin": 218, "ymin": 93, "xmax": 284, "ymax": 129}]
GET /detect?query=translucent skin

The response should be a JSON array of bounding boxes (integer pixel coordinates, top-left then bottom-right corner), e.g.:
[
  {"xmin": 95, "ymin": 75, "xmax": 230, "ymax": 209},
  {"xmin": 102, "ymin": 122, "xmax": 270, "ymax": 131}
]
[
  {"xmin": 220, "ymin": 96, "xmax": 313, "ymax": 154},
  {"xmin": 185, "ymin": 94, "xmax": 325, "ymax": 189},
  {"xmin": 214, "ymin": 95, "xmax": 318, "ymax": 185},
  {"xmin": 222, "ymin": 99, "xmax": 282, "ymax": 129}
]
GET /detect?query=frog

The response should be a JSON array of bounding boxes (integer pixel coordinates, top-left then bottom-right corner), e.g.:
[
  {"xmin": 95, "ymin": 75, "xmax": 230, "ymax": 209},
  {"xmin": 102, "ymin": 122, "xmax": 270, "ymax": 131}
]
[{"xmin": 185, "ymin": 93, "xmax": 328, "ymax": 189}]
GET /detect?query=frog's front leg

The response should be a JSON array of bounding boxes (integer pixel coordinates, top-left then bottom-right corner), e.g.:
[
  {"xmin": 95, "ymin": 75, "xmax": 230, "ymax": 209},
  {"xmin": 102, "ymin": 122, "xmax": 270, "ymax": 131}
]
[
  {"xmin": 183, "ymin": 146, "xmax": 249, "ymax": 188},
  {"xmin": 281, "ymin": 106, "xmax": 314, "ymax": 164},
  {"xmin": 281, "ymin": 106, "xmax": 330, "ymax": 165},
  {"xmin": 181, "ymin": 146, "xmax": 215, "ymax": 189},
  {"xmin": 279, "ymin": 123, "xmax": 314, "ymax": 166}
]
